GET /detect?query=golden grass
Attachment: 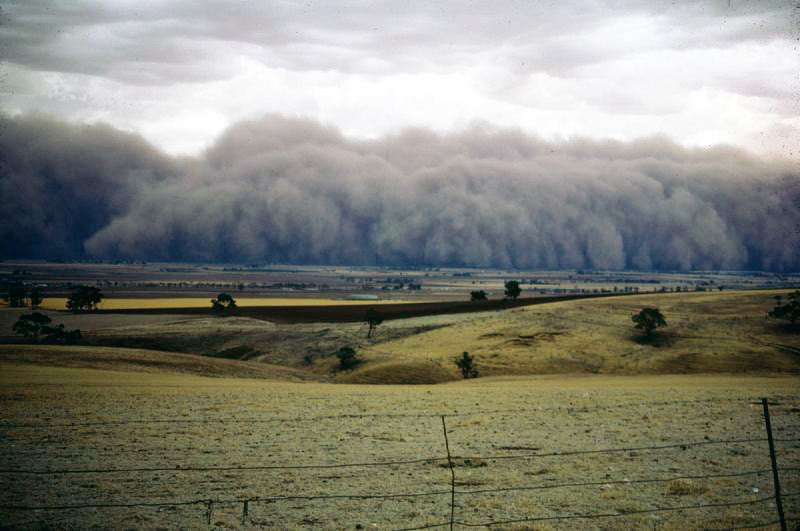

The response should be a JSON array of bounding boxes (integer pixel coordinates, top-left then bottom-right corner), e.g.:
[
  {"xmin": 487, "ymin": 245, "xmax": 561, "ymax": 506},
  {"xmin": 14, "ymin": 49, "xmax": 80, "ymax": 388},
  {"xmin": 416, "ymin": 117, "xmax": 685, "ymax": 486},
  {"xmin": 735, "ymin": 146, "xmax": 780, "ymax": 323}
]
[
  {"xmin": 14, "ymin": 289, "xmax": 800, "ymax": 386},
  {"xmin": 0, "ymin": 363, "xmax": 797, "ymax": 529},
  {"xmin": 0, "ymin": 344, "xmax": 313, "ymax": 381},
  {"xmin": 350, "ymin": 289, "xmax": 800, "ymax": 383},
  {"xmin": 336, "ymin": 360, "xmax": 454, "ymax": 384}
]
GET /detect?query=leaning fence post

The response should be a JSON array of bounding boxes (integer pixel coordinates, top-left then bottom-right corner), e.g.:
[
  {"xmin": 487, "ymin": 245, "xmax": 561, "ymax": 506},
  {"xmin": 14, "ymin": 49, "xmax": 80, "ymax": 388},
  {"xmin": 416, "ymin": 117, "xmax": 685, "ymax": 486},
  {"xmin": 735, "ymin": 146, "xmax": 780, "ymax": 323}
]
[
  {"xmin": 241, "ymin": 499, "xmax": 249, "ymax": 526},
  {"xmin": 205, "ymin": 499, "xmax": 214, "ymax": 526},
  {"xmin": 441, "ymin": 415, "xmax": 455, "ymax": 531},
  {"xmin": 761, "ymin": 397, "xmax": 786, "ymax": 531}
]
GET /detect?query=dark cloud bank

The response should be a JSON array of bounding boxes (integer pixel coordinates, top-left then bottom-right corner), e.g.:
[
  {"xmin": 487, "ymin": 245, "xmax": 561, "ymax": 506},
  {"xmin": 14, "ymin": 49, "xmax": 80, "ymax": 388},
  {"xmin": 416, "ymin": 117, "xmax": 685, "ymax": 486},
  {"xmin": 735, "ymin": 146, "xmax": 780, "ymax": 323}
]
[{"xmin": 2, "ymin": 114, "xmax": 798, "ymax": 271}]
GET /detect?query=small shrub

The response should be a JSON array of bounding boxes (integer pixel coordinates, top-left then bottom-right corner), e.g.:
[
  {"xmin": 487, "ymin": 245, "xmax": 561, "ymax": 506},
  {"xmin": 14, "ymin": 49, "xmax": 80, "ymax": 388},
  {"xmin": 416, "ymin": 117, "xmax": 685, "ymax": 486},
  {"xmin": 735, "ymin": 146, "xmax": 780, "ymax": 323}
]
[
  {"xmin": 336, "ymin": 346, "xmax": 362, "ymax": 370},
  {"xmin": 470, "ymin": 290, "xmax": 488, "ymax": 301},
  {"xmin": 504, "ymin": 281, "xmax": 521, "ymax": 300},
  {"xmin": 768, "ymin": 291, "xmax": 799, "ymax": 327},
  {"xmin": 12, "ymin": 312, "xmax": 81, "ymax": 344},
  {"xmin": 211, "ymin": 293, "xmax": 237, "ymax": 312},
  {"xmin": 456, "ymin": 351, "xmax": 479, "ymax": 378},
  {"xmin": 43, "ymin": 324, "xmax": 82, "ymax": 345}
]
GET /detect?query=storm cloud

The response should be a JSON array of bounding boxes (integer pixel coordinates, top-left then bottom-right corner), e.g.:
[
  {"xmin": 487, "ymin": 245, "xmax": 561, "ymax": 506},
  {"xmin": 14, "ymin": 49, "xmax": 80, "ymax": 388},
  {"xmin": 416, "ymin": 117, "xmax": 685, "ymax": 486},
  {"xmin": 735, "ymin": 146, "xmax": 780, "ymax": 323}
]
[
  {"xmin": 2, "ymin": 114, "xmax": 797, "ymax": 271},
  {"xmin": 2, "ymin": 1, "xmax": 798, "ymax": 155}
]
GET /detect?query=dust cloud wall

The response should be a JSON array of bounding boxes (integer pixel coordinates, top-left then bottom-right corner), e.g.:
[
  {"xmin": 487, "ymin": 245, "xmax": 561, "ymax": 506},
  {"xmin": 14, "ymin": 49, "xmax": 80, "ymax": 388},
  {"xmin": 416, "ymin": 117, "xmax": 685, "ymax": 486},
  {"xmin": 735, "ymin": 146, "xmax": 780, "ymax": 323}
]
[{"xmin": 2, "ymin": 114, "xmax": 798, "ymax": 271}]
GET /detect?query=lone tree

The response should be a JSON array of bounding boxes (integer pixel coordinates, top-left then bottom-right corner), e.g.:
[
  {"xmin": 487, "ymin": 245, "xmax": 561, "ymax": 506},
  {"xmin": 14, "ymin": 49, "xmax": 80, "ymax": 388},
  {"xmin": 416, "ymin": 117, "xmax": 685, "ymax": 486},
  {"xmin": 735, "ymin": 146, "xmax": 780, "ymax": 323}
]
[
  {"xmin": 768, "ymin": 291, "xmax": 800, "ymax": 327},
  {"xmin": 3, "ymin": 283, "xmax": 28, "ymax": 307},
  {"xmin": 632, "ymin": 307, "xmax": 667, "ymax": 338},
  {"xmin": 211, "ymin": 293, "xmax": 237, "ymax": 312},
  {"xmin": 12, "ymin": 312, "xmax": 52, "ymax": 341},
  {"xmin": 365, "ymin": 308, "xmax": 383, "ymax": 338},
  {"xmin": 66, "ymin": 285, "xmax": 102, "ymax": 312},
  {"xmin": 29, "ymin": 287, "xmax": 44, "ymax": 308},
  {"xmin": 455, "ymin": 351, "xmax": 479, "ymax": 378},
  {"xmin": 335, "ymin": 346, "xmax": 362, "ymax": 370},
  {"xmin": 504, "ymin": 280, "xmax": 521, "ymax": 300},
  {"xmin": 470, "ymin": 290, "xmax": 488, "ymax": 301}
]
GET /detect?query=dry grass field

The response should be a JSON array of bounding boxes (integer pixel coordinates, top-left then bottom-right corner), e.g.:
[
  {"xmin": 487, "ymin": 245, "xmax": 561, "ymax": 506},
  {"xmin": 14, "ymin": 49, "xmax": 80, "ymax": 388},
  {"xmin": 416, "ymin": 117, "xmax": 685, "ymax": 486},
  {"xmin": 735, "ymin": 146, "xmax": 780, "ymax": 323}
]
[
  {"xmin": 1, "ymin": 288, "xmax": 798, "ymax": 529},
  {"xmin": 0, "ymin": 365, "xmax": 797, "ymax": 529},
  {"xmin": 342, "ymin": 290, "xmax": 800, "ymax": 384},
  {"xmin": 2, "ymin": 290, "xmax": 798, "ymax": 382}
]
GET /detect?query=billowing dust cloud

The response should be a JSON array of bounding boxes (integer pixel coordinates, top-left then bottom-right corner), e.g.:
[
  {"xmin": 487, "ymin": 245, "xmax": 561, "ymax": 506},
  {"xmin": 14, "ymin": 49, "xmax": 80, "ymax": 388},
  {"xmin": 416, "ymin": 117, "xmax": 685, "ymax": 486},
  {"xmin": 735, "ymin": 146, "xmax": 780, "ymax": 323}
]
[{"xmin": 2, "ymin": 114, "xmax": 798, "ymax": 271}]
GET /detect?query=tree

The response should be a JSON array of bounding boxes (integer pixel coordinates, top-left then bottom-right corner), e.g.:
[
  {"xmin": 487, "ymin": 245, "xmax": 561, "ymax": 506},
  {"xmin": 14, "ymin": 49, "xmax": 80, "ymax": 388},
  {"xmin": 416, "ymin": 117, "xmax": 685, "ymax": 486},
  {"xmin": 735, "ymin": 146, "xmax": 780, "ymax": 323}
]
[
  {"xmin": 12, "ymin": 312, "xmax": 81, "ymax": 344},
  {"xmin": 632, "ymin": 307, "xmax": 667, "ymax": 338},
  {"xmin": 335, "ymin": 346, "xmax": 362, "ymax": 370},
  {"xmin": 768, "ymin": 291, "xmax": 800, "ymax": 327},
  {"xmin": 365, "ymin": 308, "xmax": 383, "ymax": 338},
  {"xmin": 3, "ymin": 283, "xmax": 28, "ymax": 307},
  {"xmin": 504, "ymin": 280, "xmax": 521, "ymax": 300},
  {"xmin": 66, "ymin": 285, "xmax": 102, "ymax": 312},
  {"xmin": 211, "ymin": 292, "xmax": 237, "ymax": 312},
  {"xmin": 455, "ymin": 351, "xmax": 479, "ymax": 378},
  {"xmin": 29, "ymin": 287, "xmax": 44, "ymax": 308},
  {"xmin": 12, "ymin": 312, "xmax": 52, "ymax": 340},
  {"xmin": 470, "ymin": 290, "xmax": 488, "ymax": 301}
]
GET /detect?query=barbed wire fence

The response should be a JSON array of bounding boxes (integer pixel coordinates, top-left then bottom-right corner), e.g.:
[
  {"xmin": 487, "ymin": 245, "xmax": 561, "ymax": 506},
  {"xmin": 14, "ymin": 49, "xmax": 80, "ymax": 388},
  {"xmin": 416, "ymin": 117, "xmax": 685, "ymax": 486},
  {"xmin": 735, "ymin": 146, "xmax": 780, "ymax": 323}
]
[{"xmin": 1, "ymin": 397, "xmax": 798, "ymax": 529}]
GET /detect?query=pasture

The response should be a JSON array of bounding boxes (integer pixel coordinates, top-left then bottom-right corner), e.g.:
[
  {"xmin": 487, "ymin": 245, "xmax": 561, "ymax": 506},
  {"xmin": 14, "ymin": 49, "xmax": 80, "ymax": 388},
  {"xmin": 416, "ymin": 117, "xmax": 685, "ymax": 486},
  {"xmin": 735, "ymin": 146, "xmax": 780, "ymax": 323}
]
[
  {"xmin": 1, "ymin": 365, "xmax": 798, "ymax": 529},
  {"xmin": 1, "ymin": 262, "xmax": 799, "ymax": 528}
]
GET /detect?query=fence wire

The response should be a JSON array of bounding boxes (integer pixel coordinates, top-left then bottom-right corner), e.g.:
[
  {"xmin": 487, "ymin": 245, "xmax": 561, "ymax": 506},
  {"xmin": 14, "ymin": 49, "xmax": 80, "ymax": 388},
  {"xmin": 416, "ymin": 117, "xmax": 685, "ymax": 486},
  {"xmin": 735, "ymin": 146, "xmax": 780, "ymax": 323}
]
[
  {"xmin": 1, "ymin": 396, "xmax": 797, "ymax": 529},
  {"xmin": 3, "ymin": 395, "xmax": 794, "ymax": 429}
]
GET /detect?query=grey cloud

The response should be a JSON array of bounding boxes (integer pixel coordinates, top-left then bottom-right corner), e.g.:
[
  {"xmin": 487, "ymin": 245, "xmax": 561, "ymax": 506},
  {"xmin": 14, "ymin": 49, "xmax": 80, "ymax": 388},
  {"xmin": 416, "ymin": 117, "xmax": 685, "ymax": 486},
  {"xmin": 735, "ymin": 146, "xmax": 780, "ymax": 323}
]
[
  {"xmin": 4, "ymin": 113, "xmax": 794, "ymax": 271},
  {"xmin": 2, "ymin": 0, "xmax": 795, "ymax": 85}
]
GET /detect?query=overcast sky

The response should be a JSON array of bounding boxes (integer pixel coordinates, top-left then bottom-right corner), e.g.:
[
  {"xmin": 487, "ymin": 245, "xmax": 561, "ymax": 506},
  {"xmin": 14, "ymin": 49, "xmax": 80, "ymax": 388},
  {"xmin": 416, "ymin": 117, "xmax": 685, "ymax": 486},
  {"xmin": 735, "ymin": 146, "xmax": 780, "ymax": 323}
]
[{"xmin": 1, "ymin": 0, "xmax": 798, "ymax": 157}]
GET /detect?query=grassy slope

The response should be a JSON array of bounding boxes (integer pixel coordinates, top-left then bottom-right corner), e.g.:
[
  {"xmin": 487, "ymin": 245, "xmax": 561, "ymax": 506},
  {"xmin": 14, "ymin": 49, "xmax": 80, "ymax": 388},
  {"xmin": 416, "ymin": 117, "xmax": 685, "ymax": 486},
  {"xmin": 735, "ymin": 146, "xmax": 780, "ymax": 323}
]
[
  {"xmin": 339, "ymin": 290, "xmax": 800, "ymax": 383},
  {"xmin": 0, "ymin": 344, "xmax": 315, "ymax": 381},
  {"xmin": 1, "ymin": 290, "xmax": 797, "ymax": 384}
]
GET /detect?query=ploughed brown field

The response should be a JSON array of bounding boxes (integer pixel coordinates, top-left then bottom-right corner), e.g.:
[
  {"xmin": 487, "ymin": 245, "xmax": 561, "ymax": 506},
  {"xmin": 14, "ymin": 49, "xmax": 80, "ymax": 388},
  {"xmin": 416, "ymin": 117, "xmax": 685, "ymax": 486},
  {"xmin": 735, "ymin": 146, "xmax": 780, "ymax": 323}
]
[{"xmin": 90, "ymin": 293, "xmax": 632, "ymax": 323}]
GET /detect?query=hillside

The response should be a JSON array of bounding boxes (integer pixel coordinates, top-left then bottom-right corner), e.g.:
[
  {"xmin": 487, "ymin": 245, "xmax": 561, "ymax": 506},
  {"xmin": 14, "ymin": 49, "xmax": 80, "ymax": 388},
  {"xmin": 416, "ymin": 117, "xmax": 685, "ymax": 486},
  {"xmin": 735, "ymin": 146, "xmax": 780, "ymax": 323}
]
[
  {"xmin": 0, "ymin": 344, "xmax": 315, "ymax": 381},
  {"xmin": 1, "ymin": 290, "xmax": 797, "ymax": 384},
  {"xmin": 338, "ymin": 290, "xmax": 800, "ymax": 383}
]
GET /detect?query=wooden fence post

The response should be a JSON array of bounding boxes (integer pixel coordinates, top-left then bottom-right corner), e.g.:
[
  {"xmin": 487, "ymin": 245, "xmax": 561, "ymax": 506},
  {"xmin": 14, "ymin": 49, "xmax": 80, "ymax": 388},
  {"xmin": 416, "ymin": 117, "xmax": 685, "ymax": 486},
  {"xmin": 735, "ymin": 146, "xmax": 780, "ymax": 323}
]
[
  {"xmin": 441, "ymin": 415, "xmax": 455, "ymax": 531},
  {"xmin": 761, "ymin": 398, "xmax": 786, "ymax": 531}
]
